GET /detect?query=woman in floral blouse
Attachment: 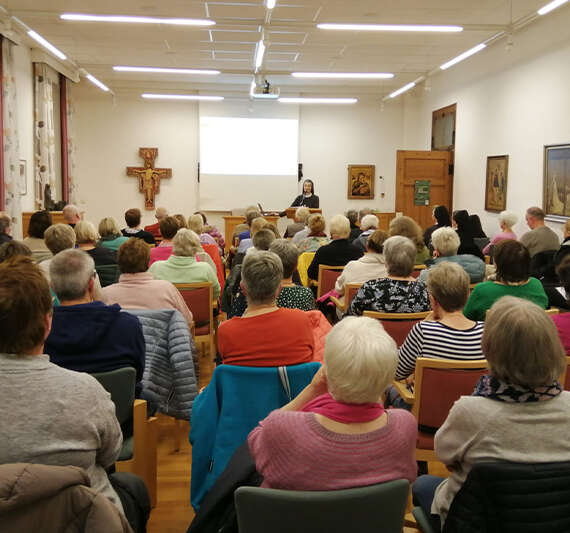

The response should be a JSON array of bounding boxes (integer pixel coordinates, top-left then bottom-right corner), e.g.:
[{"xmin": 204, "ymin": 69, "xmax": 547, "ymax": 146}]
[{"xmin": 349, "ymin": 236, "xmax": 430, "ymax": 316}]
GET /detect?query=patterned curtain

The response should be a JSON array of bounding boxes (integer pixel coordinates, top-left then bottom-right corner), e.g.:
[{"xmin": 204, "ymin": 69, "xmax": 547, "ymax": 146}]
[
  {"xmin": 33, "ymin": 62, "xmax": 57, "ymax": 209},
  {"xmin": 2, "ymin": 37, "xmax": 21, "ymax": 234},
  {"xmin": 65, "ymin": 79, "xmax": 77, "ymax": 203}
]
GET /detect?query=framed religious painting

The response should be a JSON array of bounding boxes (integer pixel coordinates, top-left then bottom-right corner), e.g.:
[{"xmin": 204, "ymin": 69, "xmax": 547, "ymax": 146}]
[
  {"xmin": 543, "ymin": 144, "xmax": 570, "ymax": 219},
  {"xmin": 348, "ymin": 165, "xmax": 375, "ymax": 200},
  {"xmin": 484, "ymin": 155, "xmax": 508, "ymax": 212}
]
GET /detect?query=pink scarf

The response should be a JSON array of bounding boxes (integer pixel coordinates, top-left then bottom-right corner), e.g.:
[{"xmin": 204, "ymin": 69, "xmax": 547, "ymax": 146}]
[{"xmin": 301, "ymin": 393, "xmax": 384, "ymax": 423}]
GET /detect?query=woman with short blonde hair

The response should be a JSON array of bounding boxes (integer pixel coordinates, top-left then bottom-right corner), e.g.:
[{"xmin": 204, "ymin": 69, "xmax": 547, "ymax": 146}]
[
  {"xmin": 74, "ymin": 220, "xmax": 117, "ymax": 272},
  {"xmin": 98, "ymin": 217, "xmax": 128, "ymax": 251}
]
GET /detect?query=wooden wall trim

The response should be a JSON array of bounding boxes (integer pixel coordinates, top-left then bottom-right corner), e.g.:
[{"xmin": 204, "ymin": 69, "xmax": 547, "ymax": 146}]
[{"xmin": 60, "ymin": 74, "xmax": 70, "ymax": 203}]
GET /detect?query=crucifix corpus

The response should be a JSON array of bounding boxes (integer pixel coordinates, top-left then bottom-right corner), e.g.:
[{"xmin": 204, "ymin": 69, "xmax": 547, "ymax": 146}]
[{"xmin": 126, "ymin": 147, "xmax": 172, "ymax": 210}]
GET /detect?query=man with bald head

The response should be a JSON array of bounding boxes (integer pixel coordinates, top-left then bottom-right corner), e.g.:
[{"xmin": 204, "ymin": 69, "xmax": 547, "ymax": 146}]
[
  {"xmin": 62, "ymin": 204, "xmax": 81, "ymax": 228},
  {"xmin": 144, "ymin": 206, "xmax": 168, "ymax": 240}
]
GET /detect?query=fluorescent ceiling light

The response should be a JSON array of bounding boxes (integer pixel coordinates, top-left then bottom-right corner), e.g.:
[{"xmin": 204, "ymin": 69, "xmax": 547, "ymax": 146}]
[
  {"xmin": 266, "ymin": 0, "xmax": 277, "ymax": 8},
  {"xmin": 255, "ymin": 40, "xmax": 266, "ymax": 71},
  {"xmin": 279, "ymin": 97, "xmax": 357, "ymax": 104},
  {"xmin": 389, "ymin": 82, "xmax": 415, "ymax": 98},
  {"xmin": 317, "ymin": 23, "xmax": 463, "ymax": 32},
  {"xmin": 292, "ymin": 72, "xmax": 394, "ymax": 79},
  {"xmin": 538, "ymin": 0, "xmax": 568, "ymax": 15},
  {"xmin": 142, "ymin": 94, "xmax": 224, "ymax": 101},
  {"xmin": 60, "ymin": 13, "xmax": 215, "ymax": 26},
  {"xmin": 85, "ymin": 73, "xmax": 110, "ymax": 92},
  {"xmin": 440, "ymin": 43, "xmax": 486, "ymax": 70},
  {"xmin": 27, "ymin": 30, "xmax": 67, "ymax": 60},
  {"xmin": 114, "ymin": 66, "xmax": 220, "ymax": 75}
]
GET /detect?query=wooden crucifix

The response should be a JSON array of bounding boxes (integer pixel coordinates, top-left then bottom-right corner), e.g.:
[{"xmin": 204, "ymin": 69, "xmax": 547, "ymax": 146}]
[{"xmin": 126, "ymin": 147, "xmax": 172, "ymax": 210}]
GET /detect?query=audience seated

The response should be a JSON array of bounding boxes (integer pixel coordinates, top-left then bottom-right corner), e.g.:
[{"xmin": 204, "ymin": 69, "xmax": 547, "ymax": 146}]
[
  {"xmin": 464, "ymin": 240, "xmax": 548, "ymax": 320},
  {"xmin": 283, "ymin": 206, "xmax": 308, "ymax": 240},
  {"xmin": 551, "ymin": 256, "xmax": 570, "ymax": 354},
  {"xmin": 395, "ymin": 262, "xmax": 485, "ymax": 384},
  {"xmin": 0, "ymin": 257, "xmax": 136, "ymax": 518},
  {"xmin": 469, "ymin": 214, "xmax": 489, "ymax": 252},
  {"xmin": 307, "ymin": 215, "xmax": 362, "ymax": 281},
  {"xmin": 0, "ymin": 211, "xmax": 12, "ymax": 245},
  {"xmin": 62, "ymin": 204, "xmax": 82, "ymax": 228},
  {"xmin": 121, "ymin": 208, "xmax": 155, "ymax": 245},
  {"xmin": 144, "ymin": 206, "xmax": 168, "ymax": 240},
  {"xmin": 452, "ymin": 210, "xmax": 485, "ymax": 260},
  {"xmin": 149, "ymin": 215, "xmax": 179, "ymax": 265},
  {"xmin": 23, "ymin": 210, "xmax": 52, "ymax": 263},
  {"xmin": 520, "ymin": 206, "xmax": 560, "ymax": 258},
  {"xmin": 482, "ymin": 210, "xmax": 518, "ymax": 256},
  {"xmin": 248, "ymin": 316, "xmax": 417, "ymax": 490},
  {"xmin": 419, "ymin": 227, "xmax": 485, "ymax": 283},
  {"xmin": 237, "ymin": 217, "xmax": 271, "ymax": 256},
  {"xmin": 413, "ymin": 296, "xmax": 570, "ymax": 530},
  {"xmin": 353, "ymin": 214, "xmax": 379, "ymax": 252},
  {"xmin": 102, "ymin": 237, "xmax": 194, "ymax": 327},
  {"xmin": 291, "ymin": 211, "xmax": 311, "ymax": 245},
  {"xmin": 389, "ymin": 215, "xmax": 431, "ymax": 264},
  {"xmin": 0, "ymin": 240, "xmax": 32, "ymax": 262},
  {"xmin": 296, "ymin": 214, "xmax": 330, "ymax": 253},
  {"xmin": 149, "ymin": 229, "xmax": 220, "ymax": 299},
  {"xmin": 188, "ymin": 214, "xmax": 218, "ymax": 247},
  {"xmin": 346, "ymin": 209, "xmax": 362, "ymax": 243},
  {"xmin": 98, "ymin": 217, "xmax": 129, "ymax": 251},
  {"xmin": 218, "ymin": 251, "xmax": 314, "ymax": 366},
  {"xmin": 423, "ymin": 205, "xmax": 452, "ymax": 251},
  {"xmin": 194, "ymin": 211, "xmax": 225, "ymax": 255},
  {"xmin": 76, "ymin": 220, "xmax": 118, "ymax": 265},
  {"xmin": 238, "ymin": 209, "xmax": 261, "ymax": 242},
  {"xmin": 553, "ymin": 218, "xmax": 570, "ymax": 267},
  {"xmin": 335, "ymin": 229, "xmax": 388, "ymax": 302},
  {"xmin": 45, "ymin": 249, "xmax": 145, "ymax": 395},
  {"xmin": 173, "ymin": 214, "xmax": 188, "ymax": 228},
  {"xmin": 349, "ymin": 236, "xmax": 430, "ymax": 315}
]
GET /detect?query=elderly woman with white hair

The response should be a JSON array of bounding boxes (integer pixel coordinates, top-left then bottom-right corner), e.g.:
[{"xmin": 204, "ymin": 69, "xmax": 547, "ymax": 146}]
[
  {"xmin": 349, "ymin": 236, "xmax": 430, "ymax": 315},
  {"xmin": 98, "ymin": 217, "xmax": 129, "ymax": 251},
  {"xmin": 413, "ymin": 296, "xmax": 570, "ymax": 530},
  {"xmin": 149, "ymin": 228, "xmax": 220, "ymax": 299},
  {"xmin": 218, "ymin": 250, "xmax": 314, "ymax": 366},
  {"xmin": 75, "ymin": 220, "xmax": 118, "ymax": 267},
  {"xmin": 418, "ymin": 226, "xmax": 485, "ymax": 284},
  {"xmin": 307, "ymin": 215, "xmax": 363, "ymax": 281},
  {"xmin": 353, "ymin": 213, "xmax": 380, "ymax": 252},
  {"xmin": 248, "ymin": 316, "xmax": 417, "ymax": 490},
  {"xmin": 482, "ymin": 210, "xmax": 518, "ymax": 256}
]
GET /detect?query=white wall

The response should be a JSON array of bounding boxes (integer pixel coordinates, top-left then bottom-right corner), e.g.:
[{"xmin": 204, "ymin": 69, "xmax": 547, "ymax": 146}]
[{"xmin": 401, "ymin": 7, "xmax": 570, "ymax": 241}]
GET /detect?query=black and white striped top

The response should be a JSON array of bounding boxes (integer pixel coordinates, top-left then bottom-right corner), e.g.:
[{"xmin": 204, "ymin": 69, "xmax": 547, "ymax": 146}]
[{"xmin": 395, "ymin": 320, "xmax": 485, "ymax": 380}]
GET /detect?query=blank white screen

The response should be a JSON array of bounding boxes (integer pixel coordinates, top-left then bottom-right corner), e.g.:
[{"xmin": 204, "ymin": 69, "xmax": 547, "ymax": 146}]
[{"xmin": 200, "ymin": 117, "xmax": 298, "ymax": 175}]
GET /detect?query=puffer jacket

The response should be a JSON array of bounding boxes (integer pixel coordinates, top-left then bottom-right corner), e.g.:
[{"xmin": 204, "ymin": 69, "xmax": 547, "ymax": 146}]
[
  {"xmin": 0, "ymin": 463, "xmax": 131, "ymax": 533},
  {"xmin": 127, "ymin": 308, "xmax": 198, "ymax": 420}
]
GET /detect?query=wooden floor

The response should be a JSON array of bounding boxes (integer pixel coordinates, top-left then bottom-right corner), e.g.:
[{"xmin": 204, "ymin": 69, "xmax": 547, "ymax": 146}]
[{"xmin": 146, "ymin": 351, "xmax": 445, "ymax": 533}]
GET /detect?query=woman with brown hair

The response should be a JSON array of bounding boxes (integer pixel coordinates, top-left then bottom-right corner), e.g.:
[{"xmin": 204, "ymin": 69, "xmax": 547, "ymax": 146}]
[{"xmin": 389, "ymin": 215, "xmax": 430, "ymax": 264}]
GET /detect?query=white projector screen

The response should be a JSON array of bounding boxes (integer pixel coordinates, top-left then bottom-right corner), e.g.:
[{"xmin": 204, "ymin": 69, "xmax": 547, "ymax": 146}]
[{"xmin": 198, "ymin": 114, "xmax": 299, "ymax": 211}]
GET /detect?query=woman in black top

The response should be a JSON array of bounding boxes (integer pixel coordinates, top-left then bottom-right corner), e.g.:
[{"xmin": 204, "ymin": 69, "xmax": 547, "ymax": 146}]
[
  {"xmin": 423, "ymin": 205, "xmax": 452, "ymax": 250},
  {"xmin": 453, "ymin": 210, "xmax": 484, "ymax": 260},
  {"xmin": 291, "ymin": 179, "xmax": 319, "ymax": 208}
]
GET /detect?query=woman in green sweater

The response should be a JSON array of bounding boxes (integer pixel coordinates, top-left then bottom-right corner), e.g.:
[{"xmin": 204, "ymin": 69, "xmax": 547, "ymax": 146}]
[{"xmin": 463, "ymin": 239, "xmax": 547, "ymax": 321}]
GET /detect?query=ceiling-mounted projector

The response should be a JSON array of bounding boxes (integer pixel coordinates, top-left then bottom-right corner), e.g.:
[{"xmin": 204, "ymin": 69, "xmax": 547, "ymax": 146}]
[{"xmin": 251, "ymin": 79, "xmax": 280, "ymax": 99}]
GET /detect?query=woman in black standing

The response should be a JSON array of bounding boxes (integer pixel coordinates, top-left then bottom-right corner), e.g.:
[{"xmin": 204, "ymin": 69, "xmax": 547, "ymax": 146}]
[
  {"xmin": 291, "ymin": 179, "xmax": 319, "ymax": 208},
  {"xmin": 423, "ymin": 205, "xmax": 452, "ymax": 251}
]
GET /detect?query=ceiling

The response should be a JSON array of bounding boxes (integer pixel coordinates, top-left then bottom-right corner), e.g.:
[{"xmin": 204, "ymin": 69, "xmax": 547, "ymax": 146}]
[{"xmin": 4, "ymin": 0, "xmax": 559, "ymax": 99}]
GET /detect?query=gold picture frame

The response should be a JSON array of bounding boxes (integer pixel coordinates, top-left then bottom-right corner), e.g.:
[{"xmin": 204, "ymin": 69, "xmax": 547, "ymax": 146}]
[
  {"xmin": 543, "ymin": 144, "xmax": 570, "ymax": 218},
  {"xmin": 348, "ymin": 165, "xmax": 375, "ymax": 200},
  {"xmin": 485, "ymin": 155, "xmax": 508, "ymax": 212}
]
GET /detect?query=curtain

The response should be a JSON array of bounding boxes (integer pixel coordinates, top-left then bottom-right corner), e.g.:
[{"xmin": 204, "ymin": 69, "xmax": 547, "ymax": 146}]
[
  {"xmin": 65, "ymin": 79, "xmax": 77, "ymax": 203},
  {"xmin": 2, "ymin": 37, "xmax": 21, "ymax": 233},
  {"xmin": 34, "ymin": 62, "xmax": 57, "ymax": 209}
]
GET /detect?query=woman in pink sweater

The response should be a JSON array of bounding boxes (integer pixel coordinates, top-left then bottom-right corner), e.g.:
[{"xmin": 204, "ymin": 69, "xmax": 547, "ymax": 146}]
[
  {"xmin": 248, "ymin": 316, "xmax": 417, "ymax": 491},
  {"xmin": 482, "ymin": 210, "xmax": 518, "ymax": 256}
]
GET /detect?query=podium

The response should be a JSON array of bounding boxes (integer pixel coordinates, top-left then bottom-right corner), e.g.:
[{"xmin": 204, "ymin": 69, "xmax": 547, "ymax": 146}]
[
  {"xmin": 223, "ymin": 215, "xmax": 280, "ymax": 252},
  {"xmin": 284, "ymin": 207, "xmax": 321, "ymax": 220}
]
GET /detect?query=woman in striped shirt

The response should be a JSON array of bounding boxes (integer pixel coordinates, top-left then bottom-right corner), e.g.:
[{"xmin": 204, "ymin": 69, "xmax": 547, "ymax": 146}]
[{"xmin": 395, "ymin": 261, "xmax": 485, "ymax": 383}]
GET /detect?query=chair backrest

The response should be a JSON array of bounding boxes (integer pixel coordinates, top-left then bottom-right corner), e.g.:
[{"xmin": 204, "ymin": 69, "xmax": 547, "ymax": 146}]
[
  {"xmin": 175, "ymin": 282, "xmax": 213, "ymax": 329},
  {"xmin": 363, "ymin": 310, "xmax": 431, "ymax": 346},
  {"xmin": 317, "ymin": 264, "xmax": 344, "ymax": 298},
  {"xmin": 345, "ymin": 283, "xmax": 362, "ymax": 309},
  {"xmin": 443, "ymin": 461, "xmax": 570, "ymax": 533},
  {"xmin": 411, "ymin": 264, "xmax": 427, "ymax": 278},
  {"xmin": 95, "ymin": 263, "xmax": 120, "ymax": 287},
  {"xmin": 235, "ymin": 480, "xmax": 410, "ymax": 533},
  {"xmin": 201, "ymin": 243, "xmax": 225, "ymax": 291},
  {"xmin": 564, "ymin": 356, "xmax": 570, "ymax": 391},
  {"xmin": 91, "ymin": 367, "xmax": 136, "ymax": 426},
  {"xmin": 412, "ymin": 358, "xmax": 488, "ymax": 430}
]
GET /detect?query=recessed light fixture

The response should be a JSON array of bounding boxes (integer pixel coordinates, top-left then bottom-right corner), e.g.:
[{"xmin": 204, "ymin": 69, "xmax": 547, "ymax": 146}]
[
  {"xmin": 113, "ymin": 66, "xmax": 220, "ymax": 75},
  {"xmin": 279, "ymin": 97, "xmax": 358, "ymax": 104},
  {"xmin": 85, "ymin": 73, "xmax": 110, "ymax": 92},
  {"xmin": 266, "ymin": 0, "xmax": 277, "ymax": 8},
  {"xmin": 317, "ymin": 23, "xmax": 463, "ymax": 32},
  {"xmin": 537, "ymin": 0, "xmax": 568, "ymax": 15},
  {"xmin": 292, "ymin": 72, "xmax": 394, "ymax": 79},
  {"xmin": 389, "ymin": 82, "xmax": 415, "ymax": 98},
  {"xmin": 141, "ymin": 94, "xmax": 224, "ymax": 101},
  {"xmin": 440, "ymin": 43, "xmax": 486, "ymax": 70},
  {"xmin": 27, "ymin": 30, "xmax": 67, "ymax": 60},
  {"xmin": 254, "ymin": 40, "xmax": 266, "ymax": 71},
  {"xmin": 60, "ymin": 13, "xmax": 215, "ymax": 26}
]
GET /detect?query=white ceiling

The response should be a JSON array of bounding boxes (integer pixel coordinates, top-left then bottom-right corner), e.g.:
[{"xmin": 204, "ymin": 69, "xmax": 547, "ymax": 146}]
[{"xmin": 4, "ymin": 0, "xmax": 560, "ymax": 98}]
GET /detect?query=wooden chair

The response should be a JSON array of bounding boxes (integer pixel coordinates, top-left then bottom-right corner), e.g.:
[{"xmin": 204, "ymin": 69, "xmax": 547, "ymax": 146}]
[
  {"xmin": 297, "ymin": 252, "xmax": 315, "ymax": 287},
  {"xmin": 562, "ymin": 356, "xmax": 570, "ymax": 391},
  {"xmin": 91, "ymin": 368, "xmax": 158, "ymax": 507},
  {"xmin": 331, "ymin": 283, "xmax": 362, "ymax": 313},
  {"xmin": 316, "ymin": 264, "xmax": 344, "ymax": 299},
  {"xmin": 411, "ymin": 358, "xmax": 488, "ymax": 463},
  {"xmin": 545, "ymin": 307, "xmax": 561, "ymax": 315},
  {"xmin": 201, "ymin": 243, "xmax": 225, "ymax": 291},
  {"xmin": 363, "ymin": 310, "xmax": 430, "ymax": 346},
  {"xmin": 411, "ymin": 264, "xmax": 427, "ymax": 279},
  {"xmin": 175, "ymin": 282, "xmax": 215, "ymax": 358}
]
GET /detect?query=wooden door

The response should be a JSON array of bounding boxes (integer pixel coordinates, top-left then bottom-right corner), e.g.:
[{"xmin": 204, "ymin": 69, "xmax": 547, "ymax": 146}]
[{"xmin": 395, "ymin": 150, "xmax": 452, "ymax": 230}]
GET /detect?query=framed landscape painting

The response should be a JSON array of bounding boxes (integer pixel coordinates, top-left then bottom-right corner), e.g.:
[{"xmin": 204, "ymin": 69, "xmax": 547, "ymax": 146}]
[
  {"xmin": 544, "ymin": 144, "xmax": 570, "ymax": 218},
  {"xmin": 485, "ymin": 155, "xmax": 508, "ymax": 212},
  {"xmin": 348, "ymin": 165, "xmax": 375, "ymax": 200}
]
